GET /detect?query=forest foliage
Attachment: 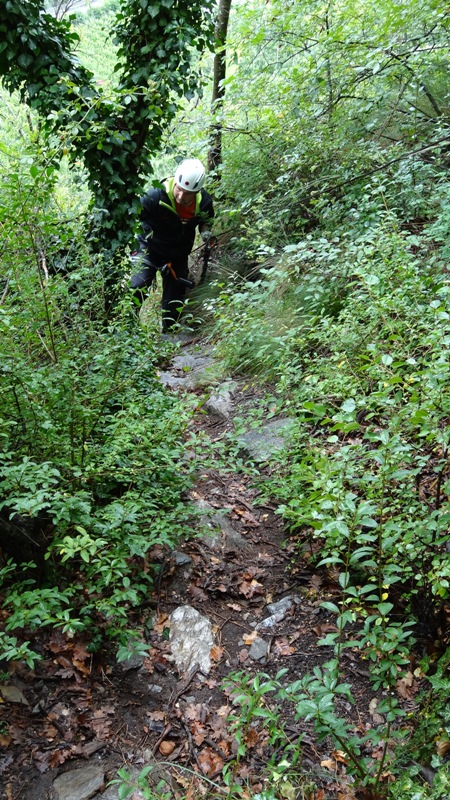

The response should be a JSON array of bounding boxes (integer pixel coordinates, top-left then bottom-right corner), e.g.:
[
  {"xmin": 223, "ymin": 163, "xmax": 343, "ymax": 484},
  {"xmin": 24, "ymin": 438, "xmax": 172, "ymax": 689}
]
[
  {"xmin": 0, "ymin": 0, "xmax": 215, "ymax": 255},
  {"xmin": 1, "ymin": 0, "xmax": 450, "ymax": 796}
]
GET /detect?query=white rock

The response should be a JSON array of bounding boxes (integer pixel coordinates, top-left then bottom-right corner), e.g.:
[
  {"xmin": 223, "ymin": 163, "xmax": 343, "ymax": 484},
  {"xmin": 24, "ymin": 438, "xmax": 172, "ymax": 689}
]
[{"xmin": 169, "ymin": 605, "xmax": 214, "ymax": 675}]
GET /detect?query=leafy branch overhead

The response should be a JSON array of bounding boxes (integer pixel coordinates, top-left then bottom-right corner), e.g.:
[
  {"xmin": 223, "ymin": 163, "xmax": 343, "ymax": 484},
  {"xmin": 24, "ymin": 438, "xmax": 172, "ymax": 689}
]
[{"xmin": 0, "ymin": 0, "xmax": 215, "ymax": 250}]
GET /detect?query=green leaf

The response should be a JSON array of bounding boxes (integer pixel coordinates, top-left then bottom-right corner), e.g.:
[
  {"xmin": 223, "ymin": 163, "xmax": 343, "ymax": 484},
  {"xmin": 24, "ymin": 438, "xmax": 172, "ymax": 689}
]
[
  {"xmin": 118, "ymin": 784, "xmax": 134, "ymax": 800},
  {"xmin": 320, "ymin": 601, "xmax": 340, "ymax": 614},
  {"xmin": 303, "ymin": 402, "xmax": 327, "ymax": 417},
  {"xmin": 341, "ymin": 398, "xmax": 356, "ymax": 413}
]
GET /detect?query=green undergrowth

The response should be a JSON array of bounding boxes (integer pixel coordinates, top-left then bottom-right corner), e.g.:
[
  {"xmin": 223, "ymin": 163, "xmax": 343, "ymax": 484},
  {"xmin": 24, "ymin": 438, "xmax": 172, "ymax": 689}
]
[
  {"xmin": 0, "ymin": 287, "xmax": 202, "ymax": 662},
  {"xmin": 205, "ymin": 200, "xmax": 450, "ymax": 795},
  {"xmin": 0, "ymin": 148, "xmax": 212, "ymax": 666}
]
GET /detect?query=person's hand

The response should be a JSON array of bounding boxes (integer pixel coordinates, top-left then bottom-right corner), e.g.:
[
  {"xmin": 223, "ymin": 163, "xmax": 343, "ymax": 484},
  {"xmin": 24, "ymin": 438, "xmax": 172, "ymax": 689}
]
[{"xmin": 201, "ymin": 230, "xmax": 217, "ymax": 247}]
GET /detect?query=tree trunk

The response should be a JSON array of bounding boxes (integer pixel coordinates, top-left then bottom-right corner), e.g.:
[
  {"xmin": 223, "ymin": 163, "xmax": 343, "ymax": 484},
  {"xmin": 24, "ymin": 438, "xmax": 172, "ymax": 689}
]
[{"xmin": 207, "ymin": 0, "xmax": 232, "ymax": 176}]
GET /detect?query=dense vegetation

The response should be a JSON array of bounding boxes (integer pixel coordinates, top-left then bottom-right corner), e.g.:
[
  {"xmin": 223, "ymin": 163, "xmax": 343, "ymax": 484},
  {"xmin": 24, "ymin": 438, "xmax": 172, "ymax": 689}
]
[{"xmin": 1, "ymin": 0, "xmax": 450, "ymax": 796}]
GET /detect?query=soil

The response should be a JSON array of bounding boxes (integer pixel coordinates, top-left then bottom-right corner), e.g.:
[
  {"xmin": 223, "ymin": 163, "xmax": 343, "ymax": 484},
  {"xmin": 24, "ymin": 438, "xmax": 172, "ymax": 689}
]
[{"xmin": 0, "ymin": 340, "xmax": 420, "ymax": 800}]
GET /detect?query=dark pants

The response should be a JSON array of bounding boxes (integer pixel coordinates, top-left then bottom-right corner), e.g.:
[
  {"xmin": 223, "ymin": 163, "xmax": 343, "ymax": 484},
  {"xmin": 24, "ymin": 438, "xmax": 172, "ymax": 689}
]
[{"xmin": 130, "ymin": 257, "xmax": 189, "ymax": 331}]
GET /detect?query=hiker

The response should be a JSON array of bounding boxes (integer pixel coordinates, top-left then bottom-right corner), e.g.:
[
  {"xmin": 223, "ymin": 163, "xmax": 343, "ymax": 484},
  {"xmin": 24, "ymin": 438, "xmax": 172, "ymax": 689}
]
[{"xmin": 130, "ymin": 158, "xmax": 215, "ymax": 331}]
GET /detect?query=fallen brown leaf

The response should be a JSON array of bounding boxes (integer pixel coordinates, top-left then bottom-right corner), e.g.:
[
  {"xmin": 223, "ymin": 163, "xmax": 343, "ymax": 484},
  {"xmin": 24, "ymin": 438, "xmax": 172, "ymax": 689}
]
[
  {"xmin": 147, "ymin": 710, "xmax": 166, "ymax": 721},
  {"xmin": 197, "ymin": 746, "xmax": 224, "ymax": 775},
  {"xmin": 368, "ymin": 698, "xmax": 379, "ymax": 716},
  {"xmin": 72, "ymin": 659, "xmax": 90, "ymax": 675},
  {"xmin": 368, "ymin": 697, "xmax": 384, "ymax": 725},
  {"xmin": 91, "ymin": 707, "xmax": 114, "ymax": 738},
  {"xmin": 244, "ymin": 728, "xmax": 262, "ymax": 748},
  {"xmin": 237, "ymin": 579, "xmax": 265, "ymax": 598},
  {"xmin": 153, "ymin": 613, "xmax": 169, "ymax": 634},
  {"xmin": 210, "ymin": 645, "xmax": 224, "ymax": 662},
  {"xmin": 33, "ymin": 746, "xmax": 73, "ymax": 774},
  {"xmin": 184, "ymin": 703, "xmax": 205, "ymax": 722},
  {"xmin": 191, "ymin": 719, "xmax": 208, "ymax": 746},
  {"xmin": 217, "ymin": 738, "xmax": 231, "ymax": 756},
  {"xmin": 241, "ymin": 567, "xmax": 264, "ymax": 580},
  {"xmin": 54, "ymin": 655, "xmax": 81, "ymax": 681},
  {"xmin": 188, "ymin": 584, "xmax": 209, "ymax": 602},
  {"xmin": 273, "ymin": 638, "xmax": 296, "ymax": 656},
  {"xmin": 396, "ymin": 671, "xmax": 416, "ymax": 699},
  {"xmin": 49, "ymin": 748, "xmax": 72, "ymax": 769},
  {"xmin": 48, "ymin": 631, "xmax": 72, "ymax": 654},
  {"xmin": 332, "ymin": 749, "xmax": 348, "ymax": 764},
  {"xmin": 436, "ymin": 739, "xmax": 450, "ymax": 757},
  {"xmin": 320, "ymin": 758, "xmax": 337, "ymax": 771},
  {"xmin": 312, "ymin": 623, "xmax": 339, "ymax": 637},
  {"xmin": 233, "ymin": 508, "xmax": 259, "ymax": 527},
  {"xmin": 72, "ymin": 642, "xmax": 90, "ymax": 662}
]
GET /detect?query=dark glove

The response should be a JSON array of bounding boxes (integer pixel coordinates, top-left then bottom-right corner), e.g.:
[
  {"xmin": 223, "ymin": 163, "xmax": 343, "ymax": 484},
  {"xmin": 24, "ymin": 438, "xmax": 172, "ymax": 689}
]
[{"xmin": 201, "ymin": 231, "xmax": 218, "ymax": 248}]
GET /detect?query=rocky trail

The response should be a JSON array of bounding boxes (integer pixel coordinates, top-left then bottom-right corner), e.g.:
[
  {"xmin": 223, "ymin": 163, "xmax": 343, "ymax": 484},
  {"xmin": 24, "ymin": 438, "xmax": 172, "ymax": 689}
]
[{"xmin": 0, "ymin": 336, "xmax": 419, "ymax": 800}]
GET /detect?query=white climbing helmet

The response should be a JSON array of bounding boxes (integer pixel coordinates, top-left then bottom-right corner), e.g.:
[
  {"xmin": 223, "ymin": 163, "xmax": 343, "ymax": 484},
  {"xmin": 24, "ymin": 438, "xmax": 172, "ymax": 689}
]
[{"xmin": 174, "ymin": 158, "xmax": 206, "ymax": 192}]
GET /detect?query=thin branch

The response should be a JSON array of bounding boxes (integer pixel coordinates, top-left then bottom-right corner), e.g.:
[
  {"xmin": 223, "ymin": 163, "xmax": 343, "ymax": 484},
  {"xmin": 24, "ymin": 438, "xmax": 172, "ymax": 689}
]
[
  {"xmin": 317, "ymin": 135, "xmax": 450, "ymax": 193},
  {"xmin": 0, "ymin": 280, "xmax": 9, "ymax": 305}
]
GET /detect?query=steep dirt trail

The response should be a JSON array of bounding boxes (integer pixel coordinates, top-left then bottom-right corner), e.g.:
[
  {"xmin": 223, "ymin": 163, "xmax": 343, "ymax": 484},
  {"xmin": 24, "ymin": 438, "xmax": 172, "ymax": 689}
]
[{"xmin": 0, "ymin": 336, "xmax": 415, "ymax": 800}]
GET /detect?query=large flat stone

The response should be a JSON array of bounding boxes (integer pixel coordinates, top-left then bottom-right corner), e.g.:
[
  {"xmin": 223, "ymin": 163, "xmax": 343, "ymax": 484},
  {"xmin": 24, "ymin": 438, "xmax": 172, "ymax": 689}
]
[
  {"xmin": 158, "ymin": 352, "xmax": 215, "ymax": 390},
  {"xmin": 53, "ymin": 765, "xmax": 104, "ymax": 800},
  {"xmin": 238, "ymin": 418, "xmax": 294, "ymax": 462},
  {"xmin": 204, "ymin": 382, "xmax": 237, "ymax": 419},
  {"xmin": 248, "ymin": 637, "xmax": 268, "ymax": 662},
  {"xmin": 196, "ymin": 500, "xmax": 249, "ymax": 551},
  {"xmin": 0, "ymin": 684, "xmax": 29, "ymax": 705}
]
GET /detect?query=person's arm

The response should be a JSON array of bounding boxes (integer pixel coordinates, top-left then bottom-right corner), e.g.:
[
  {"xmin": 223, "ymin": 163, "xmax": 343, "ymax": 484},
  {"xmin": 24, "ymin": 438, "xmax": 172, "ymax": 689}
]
[{"xmin": 140, "ymin": 189, "xmax": 161, "ymax": 243}]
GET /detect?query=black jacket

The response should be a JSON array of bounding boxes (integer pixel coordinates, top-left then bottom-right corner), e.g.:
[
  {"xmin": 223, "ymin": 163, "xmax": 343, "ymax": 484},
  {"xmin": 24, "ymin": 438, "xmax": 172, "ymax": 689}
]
[{"xmin": 138, "ymin": 178, "xmax": 214, "ymax": 267}]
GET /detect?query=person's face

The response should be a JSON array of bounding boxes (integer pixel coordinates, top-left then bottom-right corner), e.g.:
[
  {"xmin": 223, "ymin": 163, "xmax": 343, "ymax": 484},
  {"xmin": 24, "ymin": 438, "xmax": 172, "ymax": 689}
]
[{"xmin": 174, "ymin": 183, "xmax": 197, "ymax": 207}]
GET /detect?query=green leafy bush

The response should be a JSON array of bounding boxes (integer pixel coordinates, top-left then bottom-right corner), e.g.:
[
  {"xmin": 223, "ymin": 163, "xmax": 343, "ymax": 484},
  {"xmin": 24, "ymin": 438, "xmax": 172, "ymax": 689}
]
[
  {"xmin": 0, "ymin": 140, "xmax": 199, "ymax": 663},
  {"xmin": 209, "ymin": 212, "xmax": 450, "ymax": 796}
]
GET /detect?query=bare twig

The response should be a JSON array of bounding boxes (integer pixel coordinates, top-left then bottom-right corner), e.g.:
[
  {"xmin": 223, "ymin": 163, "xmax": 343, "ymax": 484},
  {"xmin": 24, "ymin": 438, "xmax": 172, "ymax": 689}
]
[
  {"xmin": 151, "ymin": 723, "xmax": 173, "ymax": 757},
  {"xmin": 0, "ymin": 280, "xmax": 9, "ymax": 305},
  {"xmin": 180, "ymin": 718, "xmax": 204, "ymax": 773},
  {"xmin": 168, "ymin": 664, "xmax": 199, "ymax": 709}
]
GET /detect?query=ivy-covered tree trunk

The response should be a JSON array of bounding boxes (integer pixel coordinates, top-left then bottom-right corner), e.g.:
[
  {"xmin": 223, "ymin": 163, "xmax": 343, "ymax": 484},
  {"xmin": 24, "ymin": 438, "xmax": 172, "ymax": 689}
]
[{"xmin": 208, "ymin": 0, "xmax": 232, "ymax": 175}]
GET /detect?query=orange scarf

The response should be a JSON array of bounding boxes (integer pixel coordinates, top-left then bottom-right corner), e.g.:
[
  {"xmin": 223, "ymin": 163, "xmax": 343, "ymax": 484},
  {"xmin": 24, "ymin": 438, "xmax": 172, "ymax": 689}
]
[{"xmin": 175, "ymin": 198, "xmax": 196, "ymax": 220}]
